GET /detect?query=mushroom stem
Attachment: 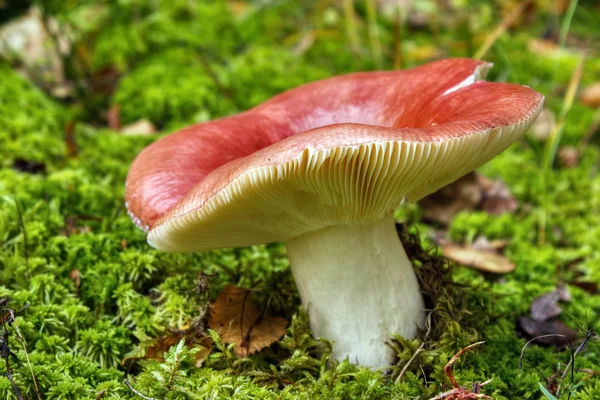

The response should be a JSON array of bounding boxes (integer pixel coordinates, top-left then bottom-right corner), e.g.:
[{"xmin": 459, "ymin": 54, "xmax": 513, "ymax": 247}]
[{"xmin": 286, "ymin": 213, "xmax": 425, "ymax": 369}]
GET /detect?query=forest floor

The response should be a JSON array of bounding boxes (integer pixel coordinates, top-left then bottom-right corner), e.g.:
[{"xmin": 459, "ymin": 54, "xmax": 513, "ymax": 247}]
[{"xmin": 1, "ymin": 1, "xmax": 600, "ymax": 399}]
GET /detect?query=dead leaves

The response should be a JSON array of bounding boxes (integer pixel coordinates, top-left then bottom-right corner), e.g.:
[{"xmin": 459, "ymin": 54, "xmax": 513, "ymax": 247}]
[
  {"xmin": 580, "ymin": 82, "xmax": 600, "ymax": 108},
  {"xmin": 122, "ymin": 284, "xmax": 288, "ymax": 368},
  {"xmin": 419, "ymin": 172, "xmax": 517, "ymax": 225},
  {"xmin": 518, "ymin": 284, "xmax": 579, "ymax": 348},
  {"xmin": 209, "ymin": 285, "xmax": 287, "ymax": 357},
  {"xmin": 441, "ymin": 242, "xmax": 516, "ymax": 274},
  {"xmin": 122, "ymin": 332, "xmax": 212, "ymax": 368},
  {"xmin": 530, "ymin": 284, "xmax": 571, "ymax": 322},
  {"xmin": 106, "ymin": 105, "xmax": 157, "ymax": 135},
  {"xmin": 120, "ymin": 119, "xmax": 156, "ymax": 136}
]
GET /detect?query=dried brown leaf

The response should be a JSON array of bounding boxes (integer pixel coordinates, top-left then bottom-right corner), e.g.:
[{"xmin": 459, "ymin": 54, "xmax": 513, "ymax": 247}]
[
  {"xmin": 419, "ymin": 172, "xmax": 517, "ymax": 225},
  {"xmin": 209, "ymin": 285, "xmax": 287, "ymax": 357},
  {"xmin": 122, "ymin": 333, "xmax": 212, "ymax": 367},
  {"xmin": 580, "ymin": 82, "xmax": 600, "ymax": 108},
  {"xmin": 517, "ymin": 316, "xmax": 579, "ymax": 348},
  {"xmin": 471, "ymin": 236, "xmax": 510, "ymax": 252},
  {"xmin": 558, "ymin": 146, "xmax": 579, "ymax": 168},
  {"xmin": 419, "ymin": 172, "xmax": 482, "ymax": 225},
  {"xmin": 477, "ymin": 174, "xmax": 518, "ymax": 215},
  {"xmin": 527, "ymin": 38, "xmax": 558, "ymax": 56},
  {"xmin": 442, "ymin": 243, "xmax": 515, "ymax": 273},
  {"xmin": 121, "ymin": 119, "xmax": 156, "ymax": 136},
  {"xmin": 530, "ymin": 284, "xmax": 570, "ymax": 322}
]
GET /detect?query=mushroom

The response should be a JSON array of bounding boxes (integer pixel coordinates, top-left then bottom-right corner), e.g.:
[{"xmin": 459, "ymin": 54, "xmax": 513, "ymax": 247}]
[{"xmin": 125, "ymin": 58, "xmax": 543, "ymax": 369}]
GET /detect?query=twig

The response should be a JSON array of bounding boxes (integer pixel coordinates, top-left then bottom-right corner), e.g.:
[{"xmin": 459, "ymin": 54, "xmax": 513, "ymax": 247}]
[
  {"xmin": 1, "ymin": 300, "xmax": 29, "ymax": 400},
  {"xmin": 474, "ymin": 0, "xmax": 531, "ymax": 60},
  {"xmin": 124, "ymin": 379, "xmax": 158, "ymax": 400},
  {"xmin": 95, "ymin": 389, "xmax": 106, "ymax": 399},
  {"xmin": 11, "ymin": 314, "xmax": 41, "ymax": 400},
  {"xmin": 556, "ymin": 329, "xmax": 597, "ymax": 398},
  {"xmin": 3, "ymin": 359, "xmax": 23, "ymax": 400},
  {"xmin": 395, "ymin": 313, "xmax": 432, "ymax": 383},
  {"xmin": 444, "ymin": 341, "xmax": 486, "ymax": 389},
  {"xmin": 519, "ymin": 334, "xmax": 574, "ymax": 371},
  {"xmin": 428, "ymin": 341, "xmax": 491, "ymax": 399}
]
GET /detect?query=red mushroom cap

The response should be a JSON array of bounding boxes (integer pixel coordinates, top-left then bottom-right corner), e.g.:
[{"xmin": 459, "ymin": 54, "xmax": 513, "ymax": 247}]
[{"xmin": 125, "ymin": 58, "xmax": 543, "ymax": 251}]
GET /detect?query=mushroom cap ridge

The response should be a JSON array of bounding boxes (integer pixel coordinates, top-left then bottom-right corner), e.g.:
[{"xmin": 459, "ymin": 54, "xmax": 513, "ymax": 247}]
[{"xmin": 125, "ymin": 58, "xmax": 544, "ymax": 251}]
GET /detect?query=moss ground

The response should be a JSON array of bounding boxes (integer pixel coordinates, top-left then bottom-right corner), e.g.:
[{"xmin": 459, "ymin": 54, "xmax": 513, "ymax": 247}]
[{"xmin": 1, "ymin": 1, "xmax": 599, "ymax": 399}]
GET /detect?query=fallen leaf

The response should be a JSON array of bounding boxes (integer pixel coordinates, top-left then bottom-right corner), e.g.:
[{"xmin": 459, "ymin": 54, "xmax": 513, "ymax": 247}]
[
  {"xmin": 122, "ymin": 333, "xmax": 213, "ymax": 368},
  {"xmin": 209, "ymin": 285, "xmax": 287, "ymax": 357},
  {"xmin": 12, "ymin": 158, "xmax": 46, "ymax": 174},
  {"xmin": 120, "ymin": 119, "xmax": 156, "ymax": 136},
  {"xmin": 527, "ymin": 38, "xmax": 558, "ymax": 56},
  {"xmin": 558, "ymin": 146, "xmax": 579, "ymax": 168},
  {"xmin": 419, "ymin": 172, "xmax": 517, "ymax": 225},
  {"xmin": 442, "ymin": 243, "xmax": 515, "ymax": 273},
  {"xmin": 471, "ymin": 236, "xmax": 510, "ymax": 252},
  {"xmin": 419, "ymin": 172, "xmax": 482, "ymax": 225},
  {"xmin": 580, "ymin": 82, "xmax": 600, "ymax": 108},
  {"xmin": 517, "ymin": 316, "xmax": 579, "ymax": 348},
  {"xmin": 530, "ymin": 284, "xmax": 570, "ymax": 322},
  {"xmin": 477, "ymin": 174, "xmax": 518, "ymax": 215}
]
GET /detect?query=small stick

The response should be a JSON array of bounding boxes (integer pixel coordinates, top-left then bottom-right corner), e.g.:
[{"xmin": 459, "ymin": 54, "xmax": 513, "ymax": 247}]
[
  {"xmin": 11, "ymin": 312, "xmax": 41, "ymax": 400},
  {"xmin": 395, "ymin": 313, "xmax": 432, "ymax": 383},
  {"xmin": 444, "ymin": 341, "xmax": 485, "ymax": 388}
]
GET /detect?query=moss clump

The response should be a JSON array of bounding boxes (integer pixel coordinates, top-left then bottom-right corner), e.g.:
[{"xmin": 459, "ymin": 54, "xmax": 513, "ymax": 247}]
[
  {"xmin": 113, "ymin": 49, "xmax": 224, "ymax": 128},
  {"xmin": 226, "ymin": 46, "xmax": 331, "ymax": 110},
  {"xmin": 0, "ymin": 65, "xmax": 66, "ymax": 168}
]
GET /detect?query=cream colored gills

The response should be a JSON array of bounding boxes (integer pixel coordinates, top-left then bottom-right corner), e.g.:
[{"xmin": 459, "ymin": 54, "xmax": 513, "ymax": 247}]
[{"xmin": 149, "ymin": 119, "xmax": 535, "ymax": 252}]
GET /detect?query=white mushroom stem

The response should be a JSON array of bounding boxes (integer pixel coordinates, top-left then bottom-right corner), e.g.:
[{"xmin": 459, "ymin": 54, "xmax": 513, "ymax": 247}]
[{"xmin": 286, "ymin": 213, "xmax": 425, "ymax": 369}]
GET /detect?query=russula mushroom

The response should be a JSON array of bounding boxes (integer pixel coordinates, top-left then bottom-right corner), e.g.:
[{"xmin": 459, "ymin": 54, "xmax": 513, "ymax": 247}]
[{"xmin": 125, "ymin": 58, "xmax": 543, "ymax": 369}]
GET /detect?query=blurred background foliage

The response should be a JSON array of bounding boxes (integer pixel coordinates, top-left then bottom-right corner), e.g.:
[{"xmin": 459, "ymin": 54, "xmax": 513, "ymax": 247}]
[{"xmin": 1, "ymin": 0, "xmax": 600, "ymax": 399}]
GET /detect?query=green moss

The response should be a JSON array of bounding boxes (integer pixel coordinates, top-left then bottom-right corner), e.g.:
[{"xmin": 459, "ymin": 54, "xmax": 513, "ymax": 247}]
[
  {"xmin": 113, "ymin": 49, "xmax": 224, "ymax": 127},
  {"xmin": 0, "ymin": 65, "xmax": 66, "ymax": 168},
  {"xmin": 2, "ymin": 0, "xmax": 600, "ymax": 398},
  {"xmin": 226, "ymin": 46, "xmax": 331, "ymax": 110}
]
